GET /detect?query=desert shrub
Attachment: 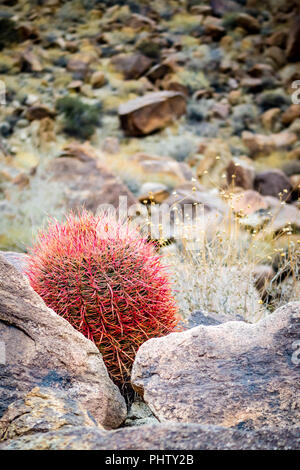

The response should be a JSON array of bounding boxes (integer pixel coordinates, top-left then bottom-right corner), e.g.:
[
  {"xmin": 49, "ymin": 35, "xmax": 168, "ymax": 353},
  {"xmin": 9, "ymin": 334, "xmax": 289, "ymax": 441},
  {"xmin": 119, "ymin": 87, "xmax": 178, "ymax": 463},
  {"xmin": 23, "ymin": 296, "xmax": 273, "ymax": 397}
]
[
  {"xmin": 26, "ymin": 211, "xmax": 178, "ymax": 391},
  {"xmin": 162, "ymin": 189, "xmax": 300, "ymax": 321},
  {"xmin": 56, "ymin": 96, "xmax": 101, "ymax": 140},
  {"xmin": 164, "ymin": 232, "xmax": 267, "ymax": 323},
  {"xmin": 0, "ymin": 173, "xmax": 65, "ymax": 251},
  {"xmin": 142, "ymin": 131, "xmax": 199, "ymax": 162}
]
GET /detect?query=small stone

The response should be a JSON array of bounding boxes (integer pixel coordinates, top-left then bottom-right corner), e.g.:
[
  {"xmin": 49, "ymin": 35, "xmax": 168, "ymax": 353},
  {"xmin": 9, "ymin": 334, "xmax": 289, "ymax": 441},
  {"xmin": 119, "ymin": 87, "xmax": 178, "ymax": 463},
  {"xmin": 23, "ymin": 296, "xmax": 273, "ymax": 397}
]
[
  {"xmin": 90, "ymin": 71, "xmax": 106, "ymax": 89},
  {"xmin": 235, "ymin": 13, "xmax": 261, "ymax": 33}
]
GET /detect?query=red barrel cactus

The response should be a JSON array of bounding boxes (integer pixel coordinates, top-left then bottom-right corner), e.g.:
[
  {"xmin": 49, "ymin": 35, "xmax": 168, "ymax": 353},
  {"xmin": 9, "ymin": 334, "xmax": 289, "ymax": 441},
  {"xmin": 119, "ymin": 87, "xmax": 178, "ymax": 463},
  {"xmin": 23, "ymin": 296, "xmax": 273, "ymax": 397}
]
[{"xmin": 26, "ymin": 211, "xmax": 178, "ymax": 391}]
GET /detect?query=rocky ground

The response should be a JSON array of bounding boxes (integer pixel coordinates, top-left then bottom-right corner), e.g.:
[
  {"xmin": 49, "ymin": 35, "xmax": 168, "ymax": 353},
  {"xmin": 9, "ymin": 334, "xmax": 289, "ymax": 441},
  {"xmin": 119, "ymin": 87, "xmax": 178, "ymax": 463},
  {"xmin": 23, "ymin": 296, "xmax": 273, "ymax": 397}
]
[
  {"xmin": 0, "ymin": 253, "xmax": 299, "ymax": 449},
  {"xmin": 0, "ymin": 0, "xmax": 299, "ymax": 450}
]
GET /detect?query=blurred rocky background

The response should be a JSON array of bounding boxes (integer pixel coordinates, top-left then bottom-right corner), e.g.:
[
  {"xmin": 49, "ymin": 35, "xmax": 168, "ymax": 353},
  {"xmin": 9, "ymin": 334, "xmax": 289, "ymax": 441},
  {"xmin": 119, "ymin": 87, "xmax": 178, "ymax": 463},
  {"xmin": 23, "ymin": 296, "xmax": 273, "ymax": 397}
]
[{"xmin": 0, "ymin": 0, "xmax": 299, "ymax": 317}]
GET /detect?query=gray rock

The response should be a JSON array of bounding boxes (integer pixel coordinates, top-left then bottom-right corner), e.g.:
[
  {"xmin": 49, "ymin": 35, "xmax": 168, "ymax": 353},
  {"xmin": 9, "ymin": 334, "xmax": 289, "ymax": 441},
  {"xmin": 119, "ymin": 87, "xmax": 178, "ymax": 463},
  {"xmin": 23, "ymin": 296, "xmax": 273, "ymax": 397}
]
[
  {"xmin": 0, "ymin": 255, "xmax": 127, "ymax": 429},
  {"xmin": 0, "ymin": 251, "xmax": 28, "ymax": 274},
  {"xmin": 184, "ymin": 309, "xmax": 244, "ymax": 328},
  {"xmin": 124, "ymin": 397, "xmax": 158, "ymax": 427},
  {"xmin": 0, "ymin": 387, "xmax": 98, "ymax": 441},
  {"xmin": 0, "ymin": 423, "xmax": 299, "ymax": 450},
  {"xmin": 131, "ymin": 302, "xmax": 300, "ymax": 429}
]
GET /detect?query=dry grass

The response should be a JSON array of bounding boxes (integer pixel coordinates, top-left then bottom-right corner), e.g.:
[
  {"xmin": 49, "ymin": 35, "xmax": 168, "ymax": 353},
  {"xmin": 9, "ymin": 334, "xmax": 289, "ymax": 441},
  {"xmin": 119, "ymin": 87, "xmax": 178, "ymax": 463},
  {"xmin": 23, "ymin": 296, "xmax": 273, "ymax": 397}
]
[{"xmin": 159, "ymin": 189, "xmax": 300, "ymax": 323}]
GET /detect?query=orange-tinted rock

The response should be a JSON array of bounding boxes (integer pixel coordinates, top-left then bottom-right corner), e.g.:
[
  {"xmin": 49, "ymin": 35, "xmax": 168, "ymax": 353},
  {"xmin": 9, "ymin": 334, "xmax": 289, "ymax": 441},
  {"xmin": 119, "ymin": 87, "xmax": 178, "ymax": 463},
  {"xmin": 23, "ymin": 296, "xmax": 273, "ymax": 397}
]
[
  {"xmin": 90, "ymin": 71, "xmax": 106, "ymax": 88},
  {"xmin": 290, "ymin": 174, "xmax": 300, "ymax": 191},
  {"xmin": 261, "ymin": 108, "xmax": 281, "ymax": 131},
  {"xmin": 282, "ymin": 104, "xmax": 300, "ymax": 125},
  {"xmin": 266, "ymin": 30, "xmax": 287, "ymax": 48},
  {"xmin": 118, "ymin": 91, "xmax": 187, "ymax": 136},
  {"xmin": 242, "ymin": 131, "xmax": 297, "ymax": 156},
  {"xmin": 19, "ymin": 49, "xmax": 43, "ymax": 72},
  {"xmin": 230, "ymin": 190, "xmax": 268, "ymax": 215}
]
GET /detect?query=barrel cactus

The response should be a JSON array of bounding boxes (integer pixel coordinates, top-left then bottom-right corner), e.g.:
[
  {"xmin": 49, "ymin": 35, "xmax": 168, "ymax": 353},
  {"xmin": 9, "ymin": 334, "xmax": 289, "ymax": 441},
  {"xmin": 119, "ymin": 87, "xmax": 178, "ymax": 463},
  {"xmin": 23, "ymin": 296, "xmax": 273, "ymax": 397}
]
[{"xmin": 26, "ymin": 211, "xmax": 178, "ymax": 391}]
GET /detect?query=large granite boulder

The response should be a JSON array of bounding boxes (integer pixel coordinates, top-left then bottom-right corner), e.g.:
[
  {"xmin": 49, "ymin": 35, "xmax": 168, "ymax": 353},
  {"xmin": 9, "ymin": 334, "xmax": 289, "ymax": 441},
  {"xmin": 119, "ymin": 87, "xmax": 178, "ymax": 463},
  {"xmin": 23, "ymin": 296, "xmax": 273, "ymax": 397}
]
[
  {"xmin": 1, "ymin": 423, "xmax": 299, "ymax": 450},
  {"xmin": 132, "ymin": 302, "xmax": 300, "ymax": 429},
  {"xmin": 118, "ymin": 91, "xmax": 187, "ymax": 136},
  {"xmin": 0, "ymin": 255, "xmax": 127, "ymax": 429}
]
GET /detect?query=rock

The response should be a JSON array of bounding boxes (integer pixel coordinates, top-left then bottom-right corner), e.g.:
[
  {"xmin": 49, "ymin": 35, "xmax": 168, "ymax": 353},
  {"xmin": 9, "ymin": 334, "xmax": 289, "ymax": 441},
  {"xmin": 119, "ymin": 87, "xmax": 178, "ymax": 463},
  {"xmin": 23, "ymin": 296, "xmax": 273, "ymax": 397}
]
[
  {"xmin": 111, "ymin": 53, "xmax": 152, "ymax": 80},
  {"xmin": 130, "ymin": 154, "xmax": 193, "ymax": 186},
  {"xmin": 282, "ymin": 105, "xmax": 300, "ymax": 125},
  {"xmin": 139, "ymin": 182, "xmax": 170, "ymax": 204},
  {"xmin": 264, "ymin": 196, "xmax": 300, "ymax": 232},
  {"xmin": 257, "ymin": 89, "xmax": 290, "ymax": 111},
  {"xmin": 211, "ymin": 102, "xmax": 230, "ymax": 119},
  {"xmin": 0, "ymin": 387, "xmax": 98, "ymax": 441},
  {"xmin": 118, "ymin": 91, "xmax": 187, "ymax": 136},
  {"xmin": 132, "ymin": 302, "xmax": 300, "ymax": 429},
  {"xmin": 25, "ymin": 105, "xmax": 56, "ymax": 121},
  {"xmin": 230, "ymin": 190, "xmax": 268, "ymax": 215},
  {"xmin": 228, "ymin": 89, "xmax": 241, "ymax": 105},
  {"xmin": 49, "ymin": 146, "xmax": 137, "ymax": 213},
  {"xmin": 1, "ymin": 423, "xmax": 299, "ymax": 450},
  {"xmin": 0, "ymin": 251, "xmax": 28, "ymax": 273},
  {"xmin": 261, "ymin": 108, "xmax": 281, "ymax": 131},
  {"xmin": 160, "ymin": 183, "xmax": 228, "ymax": 240},
  {"xmin": 184, "ymin": 309, "xmax": 244, "ymax": 329},
  {"xmin": 163, "ymin": 183, "xmax": 227, "ymax": 216},
  {"xmin": 254, "ymin": 169, "xmax": 293, "ymax": 201},
  {"xmin": 203, "ymin": 22, "xmax": 225, "ymax": 40},
  {"xmin": 265, "ymin": 46, "xmax": 286, "ymax": 67},
  {"xmin": 282, "ymin": 160, "xmax": 300, "ymax": 177},
  {"xmin": 241, "ymin": 77, "xmax": 264, "ymax": 90},
  {"xmin": 90, "ymin": 71, "xmax": 106, "ymax": 89},
  {"xmin": 290, "ymin": 174, "xmax": 300, "ymax": 191},
  {"xmin": 67, "ymin": 80, "xmax": 83, "ymax": 91},
  {"xmin": 226, "ymin": 159, "xmax": 255, "ymax": 190},
  {"xmin": 286, "ymin": 16, "xmax": 300, "ymax": 61},
  {"xmin": 248, "ymin": 63, "xmax": 274, "ymax": 78},
  {"xmin": 242, "ymin": 131, "xmax": 297, "ymax": 156},
  {"xmin": 0, "ymin": 255, "xmax": 127, "ymax": 429},
  {"xmin": 101, "ymin": 137, "xmax": 119, "ymax": 154},
  {"xmin": 126, "ymin": 13, "xmax": 156, "ymax": 30},
  {"xmin": 235, "ymin": 13, "xmax": 261, "ymax": 33},
  {"xmin": 19, "ymin": 48, "xmax": 43, "ymax": 72},
  {"xmin": 266, "ymin": 30, "xmax": 287, "ymax": 48},
  {"xmin": 146, "ymin": 63, "xmax": 173, "ymax": 82},
  {"xmin": 124, "ymin": 397, "xmax": 158, "ymax": 427},
  {"xmin": 165, "ymin": 82, "xmax": 189, "ymax": 97},
  {"xmin": 67, "ymin": 57, "xmax": 90, "ymax": 80},
  {"xmin": 197, "ymin": 139, "xmax": 233, "ymax": 186}
]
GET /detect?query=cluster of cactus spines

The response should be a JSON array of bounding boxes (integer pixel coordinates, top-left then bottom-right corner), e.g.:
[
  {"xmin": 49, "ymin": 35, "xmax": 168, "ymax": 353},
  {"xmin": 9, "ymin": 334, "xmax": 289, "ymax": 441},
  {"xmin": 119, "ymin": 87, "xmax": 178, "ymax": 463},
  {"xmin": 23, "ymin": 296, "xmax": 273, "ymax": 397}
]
[{"xmin": 26, "ymin": 211, "xmax": 178, "ymax": 390}]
